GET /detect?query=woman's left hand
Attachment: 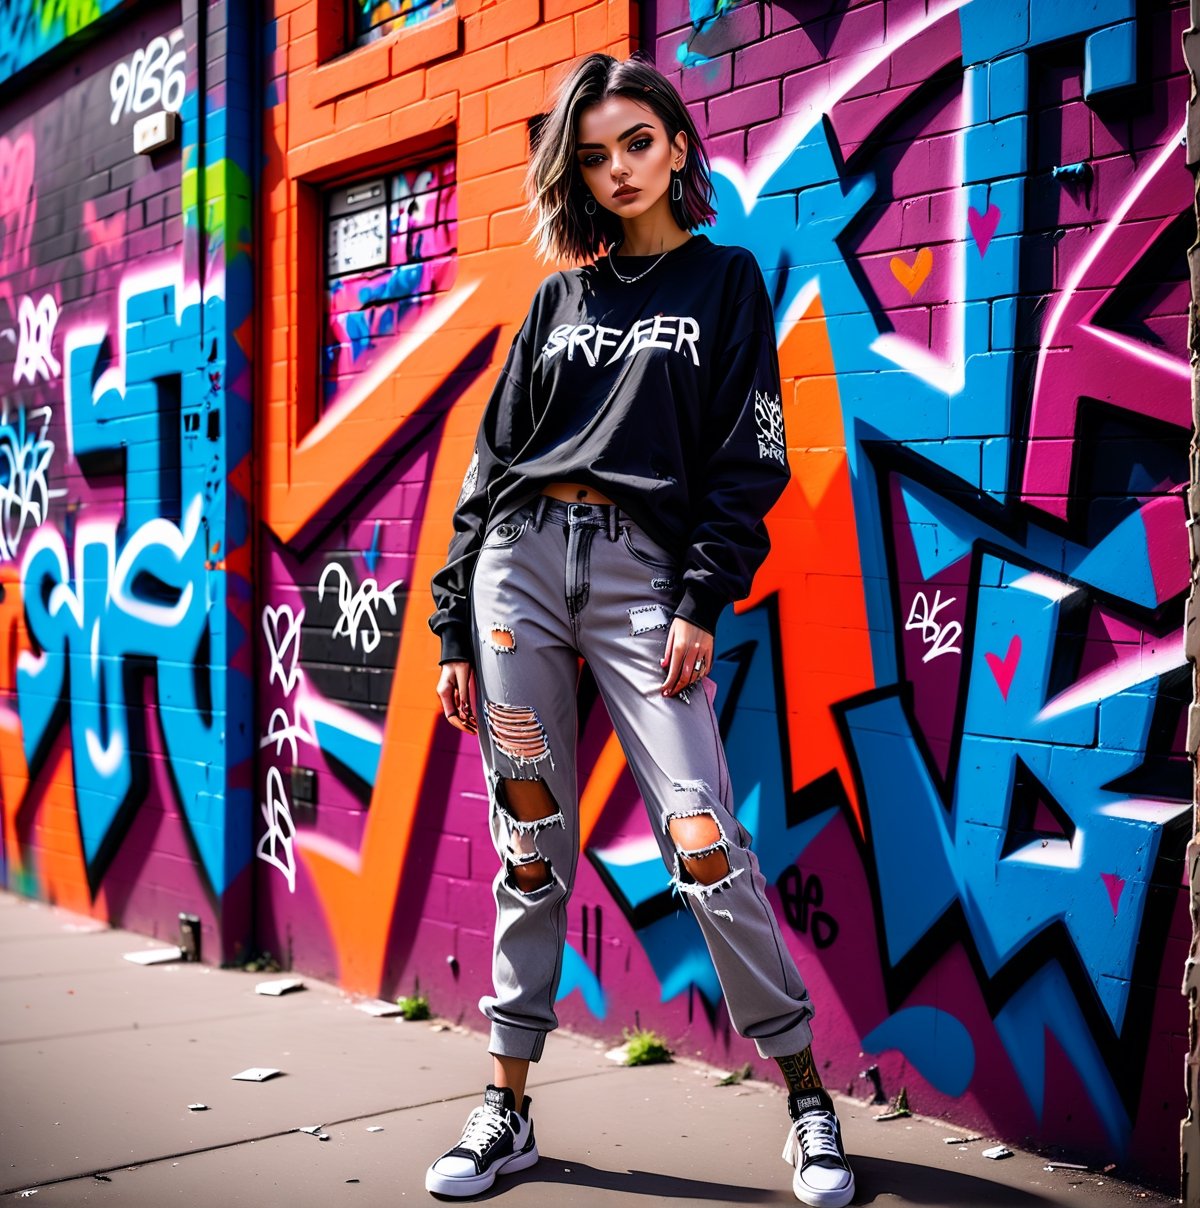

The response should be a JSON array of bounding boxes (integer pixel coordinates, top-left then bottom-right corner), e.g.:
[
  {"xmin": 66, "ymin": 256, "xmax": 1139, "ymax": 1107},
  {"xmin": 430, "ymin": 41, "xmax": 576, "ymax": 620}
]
[{"xmin": 661, "ymin": 617, "xmax": 714, "ymax": 697}]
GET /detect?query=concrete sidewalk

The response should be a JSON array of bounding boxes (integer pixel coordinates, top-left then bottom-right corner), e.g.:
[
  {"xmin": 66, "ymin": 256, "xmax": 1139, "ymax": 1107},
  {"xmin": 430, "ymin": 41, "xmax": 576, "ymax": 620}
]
[{"xmin": 0, "ymin": 889, "xmax": 1179, "ymax": 1206}]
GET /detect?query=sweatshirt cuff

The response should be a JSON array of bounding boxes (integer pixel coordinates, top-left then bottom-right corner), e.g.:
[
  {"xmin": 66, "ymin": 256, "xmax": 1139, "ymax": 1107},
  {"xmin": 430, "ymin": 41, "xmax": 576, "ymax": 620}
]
[
  {"xmin": 437, "ymin": 624, "xmax": 474, "ymax": 665},
  {"xmin": 673, "ymin": 581, "xmax": 727, "ymax": 637}
]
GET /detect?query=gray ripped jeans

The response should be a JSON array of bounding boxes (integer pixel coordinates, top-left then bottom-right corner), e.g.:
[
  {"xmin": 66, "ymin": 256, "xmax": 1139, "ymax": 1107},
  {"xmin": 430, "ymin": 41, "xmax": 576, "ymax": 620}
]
[{"xmin": 469, "ymin": 492, "xmax": 815, "ymax": 1062}]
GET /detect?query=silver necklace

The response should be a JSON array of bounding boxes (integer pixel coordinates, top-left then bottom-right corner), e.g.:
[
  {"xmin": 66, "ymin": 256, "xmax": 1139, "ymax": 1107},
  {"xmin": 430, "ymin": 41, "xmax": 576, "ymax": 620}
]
[{"xmin": 607, "ymin": 238, "xmax": 670, "ymax": 284}]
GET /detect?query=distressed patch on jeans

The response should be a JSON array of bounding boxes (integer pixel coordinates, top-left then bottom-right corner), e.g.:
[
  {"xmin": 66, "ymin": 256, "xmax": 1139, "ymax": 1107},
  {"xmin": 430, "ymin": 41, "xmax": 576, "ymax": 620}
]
[
  {"xmin": 488, "ymin": 624, "xmax": 516, "ymax": 653},
  {"xmin": 628, "ymin": 603, "xmax": 671, "ymax": 634},
  {"xmin": 485, "ymin": 701, "xmax": 555, "ymax": 771}
]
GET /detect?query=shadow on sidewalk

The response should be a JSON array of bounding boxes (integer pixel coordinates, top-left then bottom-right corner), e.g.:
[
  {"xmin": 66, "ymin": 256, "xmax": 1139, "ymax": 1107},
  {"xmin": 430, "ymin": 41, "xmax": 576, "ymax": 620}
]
[
  {"xmin": 442, "ymin": 1152, "xmax": 1062, "ymax": 1204},
  {"xmin": 851, "ymin": 1155, "xmax": 1060, "ymax": 1204}
]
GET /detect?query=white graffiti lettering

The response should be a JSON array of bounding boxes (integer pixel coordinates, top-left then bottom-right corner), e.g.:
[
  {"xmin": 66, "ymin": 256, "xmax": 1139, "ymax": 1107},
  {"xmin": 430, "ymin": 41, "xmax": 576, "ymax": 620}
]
[
  {"xmin": 109, "ymin": 29, "xmax": 186, "ymax": 126},
  {"xmin": 13, "ymin": 294, "xmax": 60, "ymax": 385},
  {"xmin": 0, "ymin": 404, "xmax": 65, "ymax": 561},
  {"xmin": 318, "ymin": 562, "xmax": 403, "ymax": 655},
  {"xmin": 262, "ymin": 604, "xmax": 304, "ymax": 695},
  {"xmin": 257, "ymin": 765, "xmax": 297, "ymax": 894},
  {"xmin": 258, "ymin": 603, "xmax": 308, "ymax": 893},
  {"xmin": 261, "ymin": 706, "xmax": 311, "ymax": 765},
  {"xmin": 905, "ymin": 589, "xmax": 962, "ymax": 662}
]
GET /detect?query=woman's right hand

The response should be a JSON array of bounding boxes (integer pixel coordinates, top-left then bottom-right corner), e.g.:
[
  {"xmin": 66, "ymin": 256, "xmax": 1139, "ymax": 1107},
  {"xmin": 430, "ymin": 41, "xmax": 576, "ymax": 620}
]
[{"xmin": 436, "ymin": 660, "xmax": 477, "ymax": 735}]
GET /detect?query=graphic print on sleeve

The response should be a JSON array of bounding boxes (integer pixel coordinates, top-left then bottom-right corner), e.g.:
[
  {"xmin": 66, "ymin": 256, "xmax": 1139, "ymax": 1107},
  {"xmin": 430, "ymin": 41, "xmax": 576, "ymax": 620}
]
[
  {"xmin": 754, "ymin": 389, "xmax": 786, "ymax": 465},
  {"xmin": 458, "ymin": 448, "xmax": 479, "ymax": 506}
]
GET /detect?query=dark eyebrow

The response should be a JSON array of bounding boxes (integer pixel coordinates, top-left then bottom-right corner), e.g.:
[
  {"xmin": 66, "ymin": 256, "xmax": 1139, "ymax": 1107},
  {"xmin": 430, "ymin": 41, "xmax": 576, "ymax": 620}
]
[{"xmin": 576, "ymin": 123, "xmax": 652, "ymax": 151}]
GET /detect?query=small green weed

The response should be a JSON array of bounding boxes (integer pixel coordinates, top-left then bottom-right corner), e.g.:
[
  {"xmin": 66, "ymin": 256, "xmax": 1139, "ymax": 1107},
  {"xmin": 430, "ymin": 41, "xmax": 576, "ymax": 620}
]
[
  {"xmin": 241, "ymin": 950, "xmax": 281, "ymax": 974},
  {"xmin": 717, "ymin": 1062, "xmax": 755, "ymax": 1086},
  {"xmin": 621, "ymin": 1027, "xmax": 673, "ymax": 1066},
  {"xmin": 396, "ymin": 993, "xmax": 431, "ymax": 1021}
]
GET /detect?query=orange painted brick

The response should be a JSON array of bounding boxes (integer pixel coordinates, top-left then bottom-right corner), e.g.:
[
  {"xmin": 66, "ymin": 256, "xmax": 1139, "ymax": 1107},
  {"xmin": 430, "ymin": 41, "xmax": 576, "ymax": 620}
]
[
  {"xmin": 426, "ymin": 40, "xmax": 507, "ymax": 98},
  {"xmin": 490, "ymin": 205, "xmax": 535, "ymax": 248},
  {"xmin": 460, "ymin": 91, "xmax": 487, "ymax": 141},
  {"xmin": 290, "ymin": 31, "xmax": 317, "ymax": 68},
  {"xmin": 607, "ymin": 0, "xmax": 633, "ymax": 44},
  {"xmin": 389, "ymin": 91, "xmax": 457, "ymax": 144},
  {"xmin": 545, "ymin": 0, "xmax": 594, "ymax": 16},
  {"xmin": 288, "ymin": 111, "xmax": 392, "ymax": 176},
  {"xmin": 604, "ymin": 0, "xmax": 633, "ymax": 43},
  {"xmin": 463, "ymin": 0, "xmax": 539, "ymax": 52},
  {"xmin": 391, "ymin": 10, "xmax": 459, "ymax": 76},
  {"xmin": 334, "ymin": 90, "xmax": 369, "ymax": 127},
  {"xmin": 575, "ymin": 3, "xmax": 607, "ymax": 51},
  {"xmin": 362, "ymin": 71, "xmax": 426, "ymax": 121},
  {"xmin": 507, "ymin": 17, "xmax": 575, "ymax": 76},
  {"xmin": 488, "ymin": 71, "xmax": 546, "ymax": 131},
  {"xmin": 291, "ymin": 89, "xmax": 338, "ymax": 142},
  {"xmin": 459, "ymin": 124, "xmax": 530, "ymax": 179},
  {"xmin": 457, "ymin": 164, "xmax": 528, "ymax": 222},
  {"xmin": 268, "ymin": 362, "xmax": 290, "ymax": 400},
  {"xmin": 309, "ymin": 36, "xmax": 389, "ymax": 104},
  {"xmin": 456, "ymin": 215, "xmax": 490, "ymax": 254}
]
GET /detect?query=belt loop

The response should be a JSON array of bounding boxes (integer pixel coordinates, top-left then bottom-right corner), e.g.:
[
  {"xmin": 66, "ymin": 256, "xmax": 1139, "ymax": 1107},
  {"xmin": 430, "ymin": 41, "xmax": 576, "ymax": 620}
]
[
  {"xmin": 607, "ymin": 506, "xmax": 618, "ymax": 542},
  {"xmin": 532, "ymin": 494, "xmax": 549, "ymax": 531}
]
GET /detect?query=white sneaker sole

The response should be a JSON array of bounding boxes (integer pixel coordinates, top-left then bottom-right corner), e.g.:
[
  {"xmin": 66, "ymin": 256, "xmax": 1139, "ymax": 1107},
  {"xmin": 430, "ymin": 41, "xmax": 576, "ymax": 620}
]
[
  {"xmin": 792, "ymin": 1169, "xmax": 855, "ymax": 1207},
  {"xmin": 425, "ymin": 1141, "xmax": 539, "ymax": 1198}
]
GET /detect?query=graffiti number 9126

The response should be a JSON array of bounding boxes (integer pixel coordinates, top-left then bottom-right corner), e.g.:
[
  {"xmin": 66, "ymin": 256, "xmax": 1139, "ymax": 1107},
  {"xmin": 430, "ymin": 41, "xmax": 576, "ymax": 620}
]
[{"xmin": 109, "ymin": 30, "xmax": 186, "ymax": 126}]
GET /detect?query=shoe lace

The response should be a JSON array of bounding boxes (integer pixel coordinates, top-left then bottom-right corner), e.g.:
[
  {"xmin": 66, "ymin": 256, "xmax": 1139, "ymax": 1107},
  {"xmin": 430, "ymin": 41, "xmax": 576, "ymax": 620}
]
[
  {"xmin": 456, "ymin": 1104, "xmax": 510, "ymax": 1154},
  {"xmin": 782, "ymin": 1109, "xmax": 841, "ymax": 1167}
]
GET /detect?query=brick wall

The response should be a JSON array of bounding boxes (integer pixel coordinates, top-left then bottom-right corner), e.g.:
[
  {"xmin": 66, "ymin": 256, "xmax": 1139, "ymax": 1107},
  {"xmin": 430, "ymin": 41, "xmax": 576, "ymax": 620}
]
[{"xmin": 0, "ymin": 0, "xmax": 1186, "ymax": 1193}]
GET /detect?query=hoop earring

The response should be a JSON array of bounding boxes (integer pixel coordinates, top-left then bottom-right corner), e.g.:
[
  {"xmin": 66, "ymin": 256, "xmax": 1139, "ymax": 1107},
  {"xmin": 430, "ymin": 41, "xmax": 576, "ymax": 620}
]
[
  {"xmin": 584, "ymin": 197, "xmax": 597, "ymax": 216},
  {"xmin": 670, "ymin": 171, "xmax": 683, "ymax": 202}
]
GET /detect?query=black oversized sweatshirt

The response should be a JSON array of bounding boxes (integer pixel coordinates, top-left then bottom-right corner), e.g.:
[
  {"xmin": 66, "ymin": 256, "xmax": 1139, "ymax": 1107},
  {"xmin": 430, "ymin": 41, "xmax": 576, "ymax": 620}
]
[{"xmin": 428, "ymin": 233, "xmax": 790, "ymax": 665}]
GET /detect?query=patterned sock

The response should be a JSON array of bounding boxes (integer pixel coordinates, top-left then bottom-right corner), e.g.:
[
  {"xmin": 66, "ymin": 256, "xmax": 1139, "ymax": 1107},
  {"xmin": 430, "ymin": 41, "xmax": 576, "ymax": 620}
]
[{"xmin": 775, "ymin": 1046, "xmax": 824, "ymax": 1095}]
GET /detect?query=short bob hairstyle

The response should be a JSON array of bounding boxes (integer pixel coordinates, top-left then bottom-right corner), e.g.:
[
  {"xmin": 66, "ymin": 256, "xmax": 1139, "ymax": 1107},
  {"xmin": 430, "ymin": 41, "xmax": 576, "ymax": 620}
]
[{"xmin": 524, "ymin": 51, "xmax": 717, "ymax": 264}]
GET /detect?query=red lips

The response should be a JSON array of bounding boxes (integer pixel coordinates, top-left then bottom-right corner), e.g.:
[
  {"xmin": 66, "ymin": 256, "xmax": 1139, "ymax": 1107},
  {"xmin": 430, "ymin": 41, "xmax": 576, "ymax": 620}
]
[{"xmin": 613, "ymin": 187, "xmax": 639, "ymax": 199}]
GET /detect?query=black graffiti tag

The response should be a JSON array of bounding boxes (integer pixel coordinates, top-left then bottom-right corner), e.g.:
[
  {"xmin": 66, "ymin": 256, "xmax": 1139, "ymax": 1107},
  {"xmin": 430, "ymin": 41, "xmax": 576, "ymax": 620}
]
[{"xmin": 777, "ymin": 867, "xmax": 838, "ymax": 949}]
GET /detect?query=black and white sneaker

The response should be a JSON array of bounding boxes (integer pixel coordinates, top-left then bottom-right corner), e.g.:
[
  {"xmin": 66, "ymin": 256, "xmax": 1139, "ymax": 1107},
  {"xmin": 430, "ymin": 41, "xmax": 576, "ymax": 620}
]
[
  {"xmin": 782, "ymin": 1087, "xmax": 856, "ymax": 1207},
  {"xmin": 425, "ymin": 1084, "xmax": 539, "ymax": 1198}
]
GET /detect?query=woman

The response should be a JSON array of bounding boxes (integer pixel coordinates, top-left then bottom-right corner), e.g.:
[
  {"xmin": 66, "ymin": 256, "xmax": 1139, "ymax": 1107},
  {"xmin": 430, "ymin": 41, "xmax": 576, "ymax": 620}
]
[{"xmin": 425, "ymin": 51, "xmax": 855, "ymax": 1207}]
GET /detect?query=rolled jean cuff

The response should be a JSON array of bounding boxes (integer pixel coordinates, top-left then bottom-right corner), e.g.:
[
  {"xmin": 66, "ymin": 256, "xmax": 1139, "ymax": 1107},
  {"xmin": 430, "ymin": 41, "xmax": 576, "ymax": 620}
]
[
  {"xmin": 749, "ymin": 1012, "xmax": 815, "ymax": 1060},
  {"xmin": 488, "ymin": 1020, "xmax": 548, "ymax": 1062}
]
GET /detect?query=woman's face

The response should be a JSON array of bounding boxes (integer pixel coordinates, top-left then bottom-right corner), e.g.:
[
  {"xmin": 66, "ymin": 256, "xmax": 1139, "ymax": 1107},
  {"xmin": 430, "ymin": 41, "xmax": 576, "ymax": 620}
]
[{"xmin": 574, "ymin": 95, "xmax": 686, "ymax": 223}]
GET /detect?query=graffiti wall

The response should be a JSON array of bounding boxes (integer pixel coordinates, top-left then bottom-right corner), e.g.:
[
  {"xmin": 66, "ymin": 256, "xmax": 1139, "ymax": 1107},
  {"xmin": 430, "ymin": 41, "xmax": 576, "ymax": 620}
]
[
  {"xmin": 2, "ymin": 0, "xmax": 1185, "ymax": 1193},
  {"xmin": 257, "ymin": 0, "xmax": 1190, "ymax": 1188},
  {"xmin": 0, "ymin": 1, "xmax": 253, "ymax": 952}
]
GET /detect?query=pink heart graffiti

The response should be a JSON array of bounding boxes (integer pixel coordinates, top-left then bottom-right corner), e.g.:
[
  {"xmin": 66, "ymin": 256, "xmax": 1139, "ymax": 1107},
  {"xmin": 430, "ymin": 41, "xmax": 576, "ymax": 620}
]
[
  {"xmin": 985, "ymin": 634, "xmax": 1021, "ymax": 700},
  {"xmin": 968, "ymin": 203, "xmax": 1001, "ymax": 256}
]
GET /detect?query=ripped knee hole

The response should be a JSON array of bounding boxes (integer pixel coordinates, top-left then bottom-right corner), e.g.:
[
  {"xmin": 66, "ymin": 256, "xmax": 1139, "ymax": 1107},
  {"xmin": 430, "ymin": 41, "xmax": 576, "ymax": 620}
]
[
  {"xmin": 497, "ymin": 776, "xmax": 562, "ymax": 825},
  {"xmin": 495, "ymin": 776, "xmax": 562, "ymax": 894},
  {"xmin": 506, "ymin": 856, "xmax": 553, "ymax": 893},
  {"xmin": 667, "ymin": 807, "xmax": 738, "ymax": 891}
]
